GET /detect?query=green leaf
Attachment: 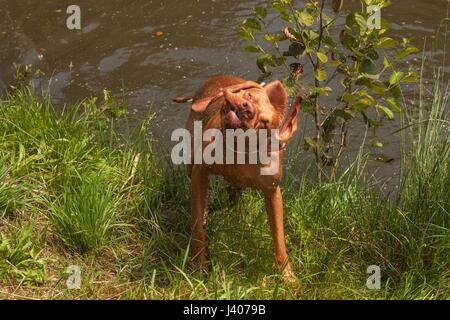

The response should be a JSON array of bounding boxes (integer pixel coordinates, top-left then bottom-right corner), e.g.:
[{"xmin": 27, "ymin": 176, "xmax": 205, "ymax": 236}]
[
  {"xmin": 18, "ymin": 143, "xmax": 26, "ymax": 163},
  {"xmin": 330, "ymin": 60, "xmax": 343, "ymax": 67},
  {"xmin": 355, "ymin": 77, "xmax": 373, "ymax": 87},
  {"xmin": 370, "ymin": 83, "xmax": 387, "ymax": 95},
  {"xmin": 300, "ymin": 98, "xmax": 314, "ymax": 115},
  {"xmin": 395, "ymin": 46, "xmax": 419, "ymax": 60},
  {"xmin": 402, "ymin": 72, "xmax": 418, "ymax": 83},
  {"xmin": 255, "ymin": 6, "xmax": 268, "ymax": 19},
  {"xmin": 309, "ymin": 86, "xmax": 332, "ymax": 96},
  {"xmin": 315, "ymin": 69, "xmax": 328, "ymax": 82},
  {"xmin": 383, "ymin": 56, "xmax": 391, "ymax": 69},
  {"xmin": 323, "ymin": 36, "xmax": 337, "ymax": 47},
  {"xmin": 332, "ymin": 0, "xmax": 344, "ymax": 13},
  {"xmin": 389, "ymin": 85, "xmax": 402, "ymax": 99},
  {"xmin": 339, "ymin": 29, "xmax": 356, "ymax": 49},
  {"xmin": 353, "ymin": 103, "xmax": 370, "ymax": 112},
  {"xmin": 386, "ymin": 98, "xmax": 402, "ymax": 114},
  {"xmin": 273, "ymin": 2, "xmax": 292, "ymax": 22},
  {"xmin": 374, "ymin": 37, "xmax": 398, "ymax": 49},
  {"xmin": 389, "ymin": 71, "xmax": 404, "ymax": 86},
  {"xmin": 317, "ymin": 52, "xmax": 329, "ymax": 63},
  {"xmin": 367, "ymin": 49, "xmax": 379, "ymax": 61},
  {"xmin": 360, "ymin": 58, "xmax": 378, "ymax": 75},
  {"xmin": 376, "ymin": 104, "xmax": 394, "ymax": 120},
  {"xmin": 354, "ymin": 13, "xmax": 368, "ymax": 34},
  {"xmin": 256, "ymin": 53, "xmax": 285, "ymax": 73},
  {"xmin": 297, "ymin": 10, "xmax": 315, "ymax": 26},
  {"xmin": 358, "ymin": 97, "xmax": 374, "ymax": 107},
  {"xmin": 238, "ymin": 27, "xmax": 253, "ymax": 41},
  {"xmin": 244, "ymin": 45, "xmax": 261, "ymax": 53},
  {"xmin": 284, "ymin": 42, "xmax": 305, "ymax": 58},
  {"xmin": 303, "ymin": 30, "xmax": 320, "ymax": 41},
  {"xmin": 342, "ymin": 93, "xmax": 357, "ymax": 104},
  {"xmin": 257, "ymin": 54, "xmax": 270, "ymax": 73},
  {"xmin": 272, "ymin": 1, "xmax": 286, "ymax": 12},
  {"xmin": 263, "ymin": 33, "xmax": 286, "ymax": 43},
  {"xmin": 243, "ymin": 18, "xmax": 262, "ymax": 30}
]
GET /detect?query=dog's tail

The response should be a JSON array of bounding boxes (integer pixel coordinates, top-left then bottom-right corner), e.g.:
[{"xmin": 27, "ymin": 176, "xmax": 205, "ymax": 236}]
[{"xmin": 172, "ymin": 96, "xmax": 193, "ymax": 103}]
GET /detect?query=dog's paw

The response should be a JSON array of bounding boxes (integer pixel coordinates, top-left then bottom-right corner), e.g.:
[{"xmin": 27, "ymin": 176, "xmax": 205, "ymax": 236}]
[
  {"xmin": 281, "ymin": 267, "xmax": 297, "ymax": 283},
  {"xmin": 191, "ymin": 249, "xmax": 211, "ymax": 273},
  {"xmin": 274, "ymin": 261, "xmax": 297, "ymax": 283},
  {"xmin": 193, "ymin": 259, "xmax": 211, "ymax": 274}
]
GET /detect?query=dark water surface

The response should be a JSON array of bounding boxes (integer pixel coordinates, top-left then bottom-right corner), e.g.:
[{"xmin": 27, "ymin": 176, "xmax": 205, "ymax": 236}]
[{"xmin": 1, "ymin": 0, "xmax": 449, "ymax": 186}]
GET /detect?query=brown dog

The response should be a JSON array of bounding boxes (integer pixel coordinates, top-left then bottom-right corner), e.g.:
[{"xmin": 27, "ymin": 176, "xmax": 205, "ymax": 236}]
[{"xmin": 174, "ymin": 76, "xmax": 302, "ymax": 279}]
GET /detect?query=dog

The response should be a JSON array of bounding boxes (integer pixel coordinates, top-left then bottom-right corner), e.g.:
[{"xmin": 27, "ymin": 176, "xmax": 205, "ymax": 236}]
[{"xmin": 173, "ymin": 76, "xmax": 302, "ymax": 279}]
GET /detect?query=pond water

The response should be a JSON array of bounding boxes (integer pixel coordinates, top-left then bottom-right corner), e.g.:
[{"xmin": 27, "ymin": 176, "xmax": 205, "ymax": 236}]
[{"xmin": 1, "ymin": 0, "xmax": 449, "ymax": 188}]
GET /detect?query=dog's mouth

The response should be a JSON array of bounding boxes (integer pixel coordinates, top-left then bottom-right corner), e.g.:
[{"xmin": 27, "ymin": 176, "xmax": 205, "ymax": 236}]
[
  {"xmin": 224, "ymin": 109, "xmax": 246, "ymax": 129},
  {"xmin": 223, "ymin": 100, "xmax": 258, "ymax": 130},
  {"xmin": 223, "ymin": 111, "xmax": 274, "ymax": 132}
]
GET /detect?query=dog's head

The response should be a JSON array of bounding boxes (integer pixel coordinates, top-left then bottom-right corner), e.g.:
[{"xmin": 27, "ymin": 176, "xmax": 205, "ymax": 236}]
[
  {"xmin": 221, "ymin": 81, "xmax": 300, "ymax": 143},
  {"xmin": 191, "ymin": 80, "xmax": 301, "ymax": 143}
]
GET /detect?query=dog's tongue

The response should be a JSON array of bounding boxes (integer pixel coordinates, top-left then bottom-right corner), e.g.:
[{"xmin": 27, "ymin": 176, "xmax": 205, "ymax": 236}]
[{"xmin": 226, "ymin": 110, "xmax": 242, "ymax": 129}]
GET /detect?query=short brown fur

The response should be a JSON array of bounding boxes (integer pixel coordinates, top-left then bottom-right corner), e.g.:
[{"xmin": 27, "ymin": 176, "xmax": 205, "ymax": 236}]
[{"xmin": 174, "ymin": 75, "xmax": 302, "ymax": 279}]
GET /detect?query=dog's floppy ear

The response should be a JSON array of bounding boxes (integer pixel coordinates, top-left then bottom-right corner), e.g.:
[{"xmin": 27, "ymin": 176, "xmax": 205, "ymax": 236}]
[
  {"xmin": 191, "ymin": 81, "xmax": 262, "ymax": 113},
  {"xmin": 226, "ymin": 81, "xmax": 262, "ymax": 93},
  {"xmin": 191, "ymin": 97, "xmax": 216, "ymax": 113},
  {"xmin": 278, "ymin": 94, "xmax": 302, "ymax": 142},
  {"xmin": 265, "ymin": 81, "xmax": 288, "ymax": 111}
]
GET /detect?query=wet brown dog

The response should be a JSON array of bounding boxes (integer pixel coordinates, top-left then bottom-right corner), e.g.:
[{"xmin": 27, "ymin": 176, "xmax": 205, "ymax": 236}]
[{"xmin": 174, "ymin": 76, "xmax": 302, "ymax": 279}]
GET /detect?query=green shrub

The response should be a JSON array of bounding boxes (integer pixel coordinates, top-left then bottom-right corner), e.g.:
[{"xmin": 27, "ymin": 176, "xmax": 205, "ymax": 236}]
[
  {"xmin": 240, "ymin": 0, "xmax": 418, "ymax": 183},
  {"xmin": 47, "ymin": 173, "xmax": 123, "ymax": 253},
  {"xmin": 0, "ymin": 223, "xmax": 45, "ymax": 285}
]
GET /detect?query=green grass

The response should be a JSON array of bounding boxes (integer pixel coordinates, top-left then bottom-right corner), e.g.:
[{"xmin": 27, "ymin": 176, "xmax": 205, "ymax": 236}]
[
  {"xmin": 0, "ymin": 78, "xmax": 448, "ymax": 299},
  {"xmin": 0, "ymin": 223, "xmax": 46, "ymax": 285},
  {"xmin": 0, "ymin": 165, "xmax": 23, "ymax": 218},
  {"xmin": 47, "ymin": 173, "xmax": 124, "ymax": 253}
]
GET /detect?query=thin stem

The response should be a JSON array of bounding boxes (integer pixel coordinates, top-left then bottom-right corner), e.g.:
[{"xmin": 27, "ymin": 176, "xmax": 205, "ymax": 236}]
[
  {"xmin": 313, "ymin": 0, "xmax": 327, "ymax": 185},
  {"xmin": 330, "ymin": 121, "xmax": 348, "ymax": 181},
  {"xmin": 317, "ymin": 0, "xmax": 326, "ymax": 52},
  {"xmin": 262, "ymin": 23, "xmax": 292, "ymax": 75},
  {"xmin": 324, "ymin": 67, "xmax": 340, "ymax": 86},
  {"xmin": 288, "ymin": 2, "xmax": 317, "ymax": 69}
]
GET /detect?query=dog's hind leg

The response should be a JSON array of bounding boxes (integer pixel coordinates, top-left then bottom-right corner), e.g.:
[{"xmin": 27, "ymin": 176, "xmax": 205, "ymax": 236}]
[
  {"xmin": 190, "ymin": 165, "xmax": 210, "ymax": 272},
  {"xmin": 263, "ymin": 186, "xmax": 295, "ymax": 281}
]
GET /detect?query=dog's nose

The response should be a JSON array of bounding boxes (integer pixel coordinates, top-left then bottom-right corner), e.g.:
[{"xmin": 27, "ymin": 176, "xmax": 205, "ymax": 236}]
[
  {"xmin": 237, "ymin": 102, "xmax": 254, "ymax": 120},
  {"xmin": 224, "ymin": 89, "xmax": 254, "ymax": 120}
]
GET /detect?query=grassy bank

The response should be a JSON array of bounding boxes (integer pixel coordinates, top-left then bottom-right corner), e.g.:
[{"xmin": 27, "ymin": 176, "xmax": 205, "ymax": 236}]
[{"xmin": 0, "ymin": 81, "xmax": 448, "ymax": 299}]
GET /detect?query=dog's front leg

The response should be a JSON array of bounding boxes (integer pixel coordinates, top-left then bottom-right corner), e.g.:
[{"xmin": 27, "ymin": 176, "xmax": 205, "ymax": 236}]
[
  {"xmin": 190, "ymin": 165, "xmax": 210, "ymax": 271},
  {"xmin": 263, "ymin": 186, "xmax": 294, "ymax": 280}
]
